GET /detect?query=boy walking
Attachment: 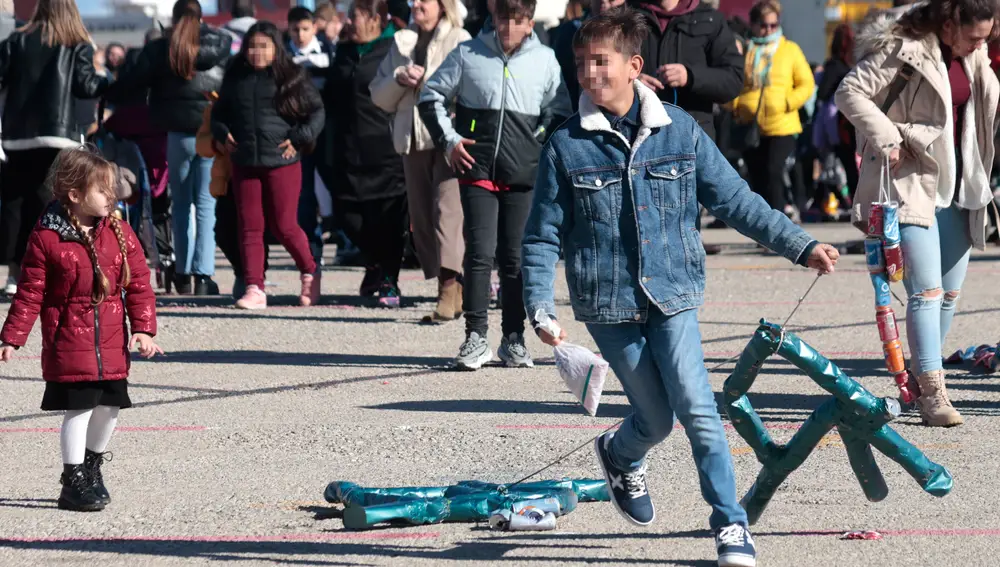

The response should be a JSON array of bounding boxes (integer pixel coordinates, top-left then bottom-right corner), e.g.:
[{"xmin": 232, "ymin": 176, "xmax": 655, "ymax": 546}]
[
  {"xmin": 419, "ymin": 0, "xmax": 571, "ymax": 370},
  {"xmin": 288, "ymin": 6, "xmax": 336, "ymax": 266},
  {"xmin": 521, "ymin": 8, "xmax": 840, "ymax": 567}
]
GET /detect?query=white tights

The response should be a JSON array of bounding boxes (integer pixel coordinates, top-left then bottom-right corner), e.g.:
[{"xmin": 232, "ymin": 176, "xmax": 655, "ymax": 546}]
[{"xmin": 60, "ymin": 406, "xmax": 119, "ymax": 465}]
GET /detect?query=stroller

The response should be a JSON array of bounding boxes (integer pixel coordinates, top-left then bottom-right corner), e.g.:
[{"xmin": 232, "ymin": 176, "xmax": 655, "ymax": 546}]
[
  {"xmin": 92, "ymin": 100, "xmax": 176, "ymax": 291},
  {"xmin": 91, "ymin": 125, "xmax": 166, "ymax": 286}
]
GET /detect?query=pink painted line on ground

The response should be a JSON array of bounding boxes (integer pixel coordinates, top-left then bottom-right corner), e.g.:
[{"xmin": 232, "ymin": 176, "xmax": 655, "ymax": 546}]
[
  {"xmin": 704, "ymin": 300, "xmax": 845, "ymax": 307},
  {"xmin": 158, "ymin": 304, "xmax": 357, "ymax": 311},
  {"xmin": 0, "ymin": 532, "xmax": 440, "ymax": 543},
  {"xmin": 496, "ymin": 423, "xmax": 802, "ymax": 431},
  {"xmin": 0, "ymin": 425, "xmax": 206, "ymax": 434},
  {"xmin": 704, "ymin": 351, "xmax": 882, "ymax": 358},
  {"xmin": 761, "ymin": 528, "xmax": 1000, "ymax": 538}
]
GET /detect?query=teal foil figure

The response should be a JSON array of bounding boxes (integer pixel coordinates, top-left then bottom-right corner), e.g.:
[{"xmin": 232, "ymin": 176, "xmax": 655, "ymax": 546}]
[
  {"xmin": 324, "ymin": 479, "xmax": 609, "ymax": 530},
  {"xmin": 724, "ymin": 320, "xmax": 953, "ymax": 525}
]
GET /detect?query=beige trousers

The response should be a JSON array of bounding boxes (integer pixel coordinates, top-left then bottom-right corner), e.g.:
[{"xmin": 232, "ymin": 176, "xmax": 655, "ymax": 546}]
[{"xmin": 401, "ymin": 149, "xmax": 465, "ymax": 278}]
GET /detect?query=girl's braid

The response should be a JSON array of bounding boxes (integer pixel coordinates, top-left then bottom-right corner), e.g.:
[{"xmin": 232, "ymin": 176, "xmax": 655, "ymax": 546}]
[
  {"xmin": 64, "ymin": 205, "xmax": 110, "ymax": 305},
  {"xmin": 109, "ymin": 217, "xmax": 132, "ymax": 290}
]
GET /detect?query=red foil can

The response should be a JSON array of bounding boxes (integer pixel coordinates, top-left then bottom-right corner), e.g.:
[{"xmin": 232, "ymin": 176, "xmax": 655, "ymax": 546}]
[
  {"xmin": 894, "ymin": 372, "xmax": 919, "ymax": 404},
  {"xmin": 884, "ymin": 340, "xmax": 905, "ymax": 374},
  {"xmin": 876, "ymin": 307, "xmax": 899, "ymax": 342},
  {"xmin": 868, "ymin": 203, "xmax": 885, "ymax": 237},
  {"xmin": 883, "ymin": 242, "xmax": 905, "ymax": 283}
]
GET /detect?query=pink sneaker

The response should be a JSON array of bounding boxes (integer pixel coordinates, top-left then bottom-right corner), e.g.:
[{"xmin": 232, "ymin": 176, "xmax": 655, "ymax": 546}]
[
  {"xmin": 235, "ymin": 285, "xmax": 267, "ymax": 310},
  {"xmin": 300, "ymin": 270, "xmax": 321, "ymax": 306}
]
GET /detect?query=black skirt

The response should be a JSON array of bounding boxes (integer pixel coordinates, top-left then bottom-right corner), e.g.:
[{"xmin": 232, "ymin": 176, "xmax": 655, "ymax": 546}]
[{"xmin": 41, "ymin": 380, "xmax": 132, "ymax": 411}]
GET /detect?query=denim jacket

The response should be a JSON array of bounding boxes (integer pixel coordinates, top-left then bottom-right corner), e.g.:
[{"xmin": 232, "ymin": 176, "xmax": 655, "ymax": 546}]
[{"xmin": 522, "ymin": 81, "xmax": 816, "ymax": 324}]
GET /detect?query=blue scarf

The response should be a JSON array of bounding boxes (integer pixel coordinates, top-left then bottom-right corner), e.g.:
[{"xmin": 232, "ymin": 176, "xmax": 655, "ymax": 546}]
[{"xmin": 748, "ymin": 28, "xmax": 782, "ymax": 90}]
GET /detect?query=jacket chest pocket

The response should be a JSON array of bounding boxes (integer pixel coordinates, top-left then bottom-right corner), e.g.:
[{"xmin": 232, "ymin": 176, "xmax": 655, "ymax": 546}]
[
  {"xmin": 673, "ymin": 17, "xmax": 717, "ymax": 53},
  {"xmin": 645, "ymin": 160, "xmax": 694, "ymax": 209},
  {"xmin": 571, "ymin": 171, "xmax": 623, "ymax": 221}
]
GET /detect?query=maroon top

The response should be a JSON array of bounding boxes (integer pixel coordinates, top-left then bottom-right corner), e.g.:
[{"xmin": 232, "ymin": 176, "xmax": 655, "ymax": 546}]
[{"xmin": 941, "ymin": 43, "xmax": 971, "ymax": 145}]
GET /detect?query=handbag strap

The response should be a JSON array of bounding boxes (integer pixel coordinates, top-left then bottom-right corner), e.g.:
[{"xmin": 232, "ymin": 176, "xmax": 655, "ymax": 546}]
[{"xmin": 879, "ymin": 63, "xmax": 915, "ymax": 114}]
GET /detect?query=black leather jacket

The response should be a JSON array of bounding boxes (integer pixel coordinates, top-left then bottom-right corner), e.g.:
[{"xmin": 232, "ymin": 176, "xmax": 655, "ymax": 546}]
[
  {"xmin": 0, "ymin": 29, "xmax": 110, "ymax": 146},
  {"xmin": 108, "ymin": 25, "xmax": 231, "ymax": 134}
]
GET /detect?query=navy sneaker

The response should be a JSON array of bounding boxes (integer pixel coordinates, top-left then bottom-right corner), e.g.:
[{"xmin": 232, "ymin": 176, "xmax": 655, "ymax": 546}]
[
  {"xmin": 593, "ymin": 432, "xmax": 655, "ymax": 526},
  {"xmin": 716, "ymin": 523, "xmax": 756, "ymax": 567}
]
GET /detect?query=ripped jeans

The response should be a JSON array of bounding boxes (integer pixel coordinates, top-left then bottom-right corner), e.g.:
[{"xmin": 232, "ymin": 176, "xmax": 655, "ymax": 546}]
[{"xmin": 899, "ymin": 204, "xmax": 972, "ymax": 375}]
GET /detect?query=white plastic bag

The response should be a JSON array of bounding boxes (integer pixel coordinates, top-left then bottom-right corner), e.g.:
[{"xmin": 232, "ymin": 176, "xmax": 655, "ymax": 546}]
[{"xmin": 534, "ymin": 310, "xmax": 609, "ymax": 417}]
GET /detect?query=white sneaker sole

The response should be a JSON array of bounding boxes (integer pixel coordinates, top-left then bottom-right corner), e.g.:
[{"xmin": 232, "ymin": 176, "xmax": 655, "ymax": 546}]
[
  {"xmin": 718, "ymin": 552, "xmax": 756, "ymax": 567},
  {"xmin": 593, "ymin": 436, "xmax": 655, "ymax": 527},
  {"xmin": 455, "ymin": 348, "xmax": 492, "ymax": 371},
  {"xmin": 3, "ymin": 284, "xmax": 16, "ymax": 296},
  {"xmin": 498, "ymin": 348, "xmax": 534, "ymax": 368}
]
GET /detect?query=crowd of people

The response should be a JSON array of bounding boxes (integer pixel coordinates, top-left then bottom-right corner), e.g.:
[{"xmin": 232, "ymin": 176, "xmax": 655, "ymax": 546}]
[{"xmin": 1, "ymin": 0, "xmax": 999, "ymax": 565}]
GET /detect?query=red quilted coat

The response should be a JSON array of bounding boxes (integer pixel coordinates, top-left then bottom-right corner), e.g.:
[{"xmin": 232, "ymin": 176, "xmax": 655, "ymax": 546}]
[{"xmin": 0, "ymin": 203, "xmax": 157, "ymax": 382}]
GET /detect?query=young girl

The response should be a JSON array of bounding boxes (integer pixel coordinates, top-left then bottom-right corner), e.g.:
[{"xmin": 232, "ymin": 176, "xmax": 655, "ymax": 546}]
[
  {"xmin": 0, "ymin": 147, "xmax": 162, "ymax": 512},
  {"xmin": 211, "ymin": 21, "xmax": 326, "ymax": 310}
]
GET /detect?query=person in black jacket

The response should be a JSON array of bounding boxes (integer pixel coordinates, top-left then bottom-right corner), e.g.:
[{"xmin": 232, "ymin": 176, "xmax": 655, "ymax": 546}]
[
  {"xmin": 630, "ymin": 0, "xmax": 743, "ymax": 252},
  {"xmin": 630, "ymin": 0, "xmax": 743, "ymax": 141},
  {"xmin": 211, "ymin": 21, "xmax": 325, "ymax": 311},
  {"xmin": 325, "ymin": 0, "xmax": 408, "ymax": 307},
  {"xmin": 0, "ymin": 0, "xmax": 111, "ymax": 297},
  {"xmin": 108, "ymin": 0, "xmax": 231, "ymax": 296},
  {"xmin": 816, "ymin": 23, "xmax": 858, "ymax": 201}
]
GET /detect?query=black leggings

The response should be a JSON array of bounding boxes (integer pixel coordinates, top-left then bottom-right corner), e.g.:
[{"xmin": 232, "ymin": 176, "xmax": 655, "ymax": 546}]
[
  {"xmin": 334, "ymin": 194, "xmax": 408, "ymax": 284},
  {"xmin": 745, "ymin": 135, "xmax": 796, "ymax": 211},
  {"xmin": 460, "ymin": 185, "xmax": 533, "ymax": 337},
  {"xmin": 0, "ymin": 148, "xmax": 61, "ymax": 265}
]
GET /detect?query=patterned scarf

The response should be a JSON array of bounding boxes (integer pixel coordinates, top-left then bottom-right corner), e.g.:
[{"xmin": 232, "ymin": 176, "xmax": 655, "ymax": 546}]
[{"xmin": 746, "ymin": 29, "xmax": 782, "ymax": 91}]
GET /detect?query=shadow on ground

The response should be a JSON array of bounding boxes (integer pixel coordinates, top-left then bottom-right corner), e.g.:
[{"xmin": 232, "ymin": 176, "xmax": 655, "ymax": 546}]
[{"xmin": 0, "ymin": 536, "xmax": 716, "ymax": 566}]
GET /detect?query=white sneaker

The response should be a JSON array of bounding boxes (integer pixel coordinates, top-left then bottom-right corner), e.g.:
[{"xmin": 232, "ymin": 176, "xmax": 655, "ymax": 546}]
[{"xmin": 4, "ymin": 275, "xmax": 17, "ymax": 296}]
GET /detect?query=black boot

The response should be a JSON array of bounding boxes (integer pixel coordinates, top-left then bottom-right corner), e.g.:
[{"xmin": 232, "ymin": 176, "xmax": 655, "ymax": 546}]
[
  {"xmin": 59, "ymin": 464, "xmax": 105, "ymax": 512},
  {"xmin": 174, "ymin": 273, "xmax": 193, "ymax": 295},
  {"xmin": 84, "ymin": 450, "xmax": 112, "ymax": 505},
  {"xmin": 194, "ymin": 275, "xmax": 220, "ymax": 296}
]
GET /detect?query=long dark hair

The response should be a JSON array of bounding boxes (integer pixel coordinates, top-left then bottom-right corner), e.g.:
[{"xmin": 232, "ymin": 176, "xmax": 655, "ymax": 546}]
[
  {"xmin": 830, "ymin": 23, "xmax": 855, "ymax": 66},
  {"xmin": 169, "ymin": 0, "xmax": 202, "ymax": 80},
  {"xmin": 896, "ymin": 0, "xmax": 1000, "ymax": 42},
  {"xmin": 229, "ymin": 21, "xmax": 320, "ymax": 121}
]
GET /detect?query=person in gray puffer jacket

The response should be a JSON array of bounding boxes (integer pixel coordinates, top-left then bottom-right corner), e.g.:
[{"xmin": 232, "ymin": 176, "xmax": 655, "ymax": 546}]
[{"xmin": 417, "ymin": 0, "xmax": 571, "ymax": 371}]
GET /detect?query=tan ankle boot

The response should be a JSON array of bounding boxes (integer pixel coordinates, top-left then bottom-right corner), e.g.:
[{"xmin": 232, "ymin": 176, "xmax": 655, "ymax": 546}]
[
  {"xmin": 915, "ymin": 370, "xmax": 964, "ymax": 427},
  {"xmin": 422, "ymin": 281, "xmax": 461, "ymax": 323},
  {"xmin": 452, "ymin": 282, "xmax": 463, "ymax": 316}
]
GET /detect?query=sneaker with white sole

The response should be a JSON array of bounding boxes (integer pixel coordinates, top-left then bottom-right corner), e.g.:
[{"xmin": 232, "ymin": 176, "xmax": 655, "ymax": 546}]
[
  {"xmin": 497, "ymin": 332, "xmax": 533, "ymax": 368},
  {"xmin": 235, "ymin": 285, "xmax": 267, "ymax": 310},
  {"xmin": 455, "ymin": 332, "xmax": 492, "ymax": 371},
  {"xmin": 4, "ymin": 275, "xmax": 17, "ymax": 296},
  {"xmin": 594, "ymin": 431, "xmax": 655, "ymax": 526},
  {"xmin": 716, "ymin": 523, "xmax": 756, "ymax": 567}
]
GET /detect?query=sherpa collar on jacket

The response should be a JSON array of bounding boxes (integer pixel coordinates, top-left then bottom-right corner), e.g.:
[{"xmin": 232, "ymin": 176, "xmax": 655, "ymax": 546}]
[{"xmin": 579, "ymin": 80, "xmax": 671, "ymax": 149}]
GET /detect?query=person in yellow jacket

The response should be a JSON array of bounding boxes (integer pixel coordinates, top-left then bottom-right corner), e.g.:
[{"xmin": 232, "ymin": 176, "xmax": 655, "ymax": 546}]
[{"xmin": 731, "ymin": 0, "xmax": 814, "ymax": 217}]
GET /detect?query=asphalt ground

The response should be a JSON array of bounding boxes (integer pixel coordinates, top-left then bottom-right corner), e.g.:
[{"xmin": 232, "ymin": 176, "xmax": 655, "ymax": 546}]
[{"xmin": 0, "ymin": 222, "xmax": 997, "ymax": 566}]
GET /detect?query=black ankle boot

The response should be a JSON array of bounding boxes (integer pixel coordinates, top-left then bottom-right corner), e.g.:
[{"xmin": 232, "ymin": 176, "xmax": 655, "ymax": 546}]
[
  {"xmin": 194, "ymin": 275, "xmax": 220, "ymax": 296},
  {"xmin": 174, "ymin": 273, "xmax": 193, "ymax": 295},
  {"xmin": 84, "ymin": 450, "xmax": 112, "ymax": 505},
  {"xmin": 59, "ymin": 464, "xmax": 105, "ymax": 512}
]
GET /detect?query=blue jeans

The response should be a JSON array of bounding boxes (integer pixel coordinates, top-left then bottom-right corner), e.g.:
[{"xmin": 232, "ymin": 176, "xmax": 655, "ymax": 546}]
[
  {"xmin": 587, "ymin": 308, "xmax": 747, "ymax": 530},
  {"xmin": 298, "ymin": 155, "xmax": 324, "ymax": 264},
  {"xmin": 167, "ymin": 132, "xmax": 216, "ymax": 276},
  {"xmin": 899, "ymin": 204, "xmax": 972, "ymax": 375}
]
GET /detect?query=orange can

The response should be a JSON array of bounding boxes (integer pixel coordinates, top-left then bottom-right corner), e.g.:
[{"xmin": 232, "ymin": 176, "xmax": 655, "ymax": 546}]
[{"xmin": 883, "ymin": 340, "xmax": 905, "ymax": 374}]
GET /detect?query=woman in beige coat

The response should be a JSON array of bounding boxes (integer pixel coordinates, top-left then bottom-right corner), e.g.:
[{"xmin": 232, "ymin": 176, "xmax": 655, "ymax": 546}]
[
  {"xmin": 836, "ymin": 0, "xmax": 1000, "ymax": 428},
  {"xmin": 371, "ymin": 0, "xmax": 470, "ymax": 323}
]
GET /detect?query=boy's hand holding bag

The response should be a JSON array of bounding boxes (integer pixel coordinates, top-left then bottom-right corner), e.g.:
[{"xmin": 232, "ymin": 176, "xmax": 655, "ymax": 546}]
[{"xmin": 534, "ymin": 310, "xmax": 609, "ymax": 417}]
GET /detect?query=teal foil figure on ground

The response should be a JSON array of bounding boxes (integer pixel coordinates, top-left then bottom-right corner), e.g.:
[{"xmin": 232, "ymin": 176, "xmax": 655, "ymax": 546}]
[
  {"xmin": 324, "ymin": 479, "xmax": 609, "ymax": 530},
  {"xmin": 724, "ymin": 320, "xmax": 953, "ymax": 525}
]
